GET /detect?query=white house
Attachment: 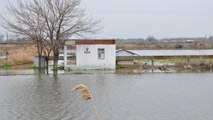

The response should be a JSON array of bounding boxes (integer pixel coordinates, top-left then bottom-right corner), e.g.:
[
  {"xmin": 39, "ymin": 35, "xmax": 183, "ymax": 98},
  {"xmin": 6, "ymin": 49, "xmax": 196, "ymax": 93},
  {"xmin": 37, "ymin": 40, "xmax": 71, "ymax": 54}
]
[{"xmin": 64, "ymin": 40, "xmax": 116, "ymax": 70}]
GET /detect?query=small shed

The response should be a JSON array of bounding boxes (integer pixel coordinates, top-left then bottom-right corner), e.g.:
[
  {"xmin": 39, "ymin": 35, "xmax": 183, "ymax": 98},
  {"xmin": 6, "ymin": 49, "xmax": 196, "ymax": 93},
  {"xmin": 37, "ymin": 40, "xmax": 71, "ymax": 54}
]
[
  {"xmin": 70, "ymin": 40, "xmax": 116, "ymax": 70},
  {"xmin": 34, "ymin": 56, "xmax": 46, "ymax": 68}
]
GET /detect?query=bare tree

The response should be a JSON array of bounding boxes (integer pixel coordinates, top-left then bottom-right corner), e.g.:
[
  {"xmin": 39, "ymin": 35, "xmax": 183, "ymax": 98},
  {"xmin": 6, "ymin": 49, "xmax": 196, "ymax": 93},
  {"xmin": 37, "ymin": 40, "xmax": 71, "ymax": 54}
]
[
  {"xmin": 34, "ymin": 0, "xmax": 101, "ymax": 74},
  {"xmin": 42, "ymin": 41, "xmax": 52, "ymax": 74},
  {"xmin": 1, "ymin": 0, "xmax": 47, "ymax": 71},
  {"xmin": 146, "ymin": 36, "xmax": 157, "ymax": 43},
  {"xmin": 0, "ymin": 32, "xmax": 4, "ymax": 42},
  {"xmin": 2, "ymin": 0, "xmax": 100, "ymax": 75}
]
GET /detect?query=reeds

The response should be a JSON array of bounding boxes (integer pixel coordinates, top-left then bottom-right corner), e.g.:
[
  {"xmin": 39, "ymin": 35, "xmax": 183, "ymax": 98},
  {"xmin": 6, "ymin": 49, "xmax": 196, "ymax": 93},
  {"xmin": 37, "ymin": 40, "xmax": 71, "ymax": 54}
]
[
  {"xmin": 72, "ymin": 84, "xmax": 92, "ymax": 100},
  {"xmin": 72, "ymin": 84, "xmax": 100, "ymax": 120},
  {"xmin": 0, "ymin": 45, "xmax": 36, "ymax": 67}
]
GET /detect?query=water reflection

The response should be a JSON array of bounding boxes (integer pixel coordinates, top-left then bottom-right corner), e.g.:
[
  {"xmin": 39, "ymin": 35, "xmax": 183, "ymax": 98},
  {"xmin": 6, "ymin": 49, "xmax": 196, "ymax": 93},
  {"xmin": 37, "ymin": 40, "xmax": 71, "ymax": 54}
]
[
  {"xmin": 1, "ymin": 74, "xmax": 213, "ymax": 120},
  {"xmin": 33, "ymin": 69, "xmax": 46, "ymax": 75}
]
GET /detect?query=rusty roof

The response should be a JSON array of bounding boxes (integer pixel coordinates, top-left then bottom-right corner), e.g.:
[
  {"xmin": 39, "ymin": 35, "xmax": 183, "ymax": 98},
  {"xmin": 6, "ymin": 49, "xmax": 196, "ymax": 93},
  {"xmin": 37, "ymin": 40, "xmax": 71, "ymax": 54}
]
[{"xmin": 75, "ymin": 39, "xmax": 116, "ymax": 45}]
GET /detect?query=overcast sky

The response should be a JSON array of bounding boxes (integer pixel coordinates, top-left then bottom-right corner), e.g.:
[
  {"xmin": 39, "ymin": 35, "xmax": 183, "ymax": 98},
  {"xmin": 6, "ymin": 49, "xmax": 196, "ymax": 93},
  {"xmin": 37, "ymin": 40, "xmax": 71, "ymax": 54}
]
[{"xmin": 1, "ymin": 0, "xmax": 213, "ymax": 39}]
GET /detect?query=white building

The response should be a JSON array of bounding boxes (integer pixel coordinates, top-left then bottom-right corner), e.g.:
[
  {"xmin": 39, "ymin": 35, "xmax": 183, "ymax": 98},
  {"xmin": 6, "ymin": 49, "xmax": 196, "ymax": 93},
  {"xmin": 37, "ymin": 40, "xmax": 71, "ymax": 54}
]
[{"xmin": 64, "ymin": 40, "xmax": 116, "ymax": 70}]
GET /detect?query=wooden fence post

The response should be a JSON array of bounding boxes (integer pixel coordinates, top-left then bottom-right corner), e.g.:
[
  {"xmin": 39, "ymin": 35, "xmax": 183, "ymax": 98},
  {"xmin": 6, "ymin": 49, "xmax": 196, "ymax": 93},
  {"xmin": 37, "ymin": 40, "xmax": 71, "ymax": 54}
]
[
  {"xmin": 187, "ymin": 56, "xmax": 190, "ymax": 63},
  {"xmin": 151, "ymin": 57, "xmax": 154, "ymax": 72}
]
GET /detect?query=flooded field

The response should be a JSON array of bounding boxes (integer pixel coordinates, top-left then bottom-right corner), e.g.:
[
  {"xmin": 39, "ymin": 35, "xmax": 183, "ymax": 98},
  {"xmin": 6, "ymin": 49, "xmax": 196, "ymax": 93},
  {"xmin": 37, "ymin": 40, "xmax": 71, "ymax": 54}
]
[{"xmin": 0, "ymin": 73, "xmax": 213, "ymax": 120}]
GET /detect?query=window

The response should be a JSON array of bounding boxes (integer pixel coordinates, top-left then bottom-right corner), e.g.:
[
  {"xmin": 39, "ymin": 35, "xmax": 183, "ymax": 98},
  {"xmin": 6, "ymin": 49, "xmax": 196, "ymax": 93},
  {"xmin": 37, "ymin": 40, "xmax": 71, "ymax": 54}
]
[{"xmin": 98, "ymin": 48, "xmax": 105, "ymax": 59}]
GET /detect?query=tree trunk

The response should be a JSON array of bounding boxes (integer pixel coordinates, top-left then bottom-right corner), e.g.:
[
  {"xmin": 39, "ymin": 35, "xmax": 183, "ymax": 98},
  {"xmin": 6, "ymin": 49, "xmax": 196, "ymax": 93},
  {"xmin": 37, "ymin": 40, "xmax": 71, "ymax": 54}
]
[
  {"xmin": 37, "ymin": 46, "xmax": 42, "ymax": 74},
  {"xmin": 45, "ymin": 56, "xmax": 49, "ymax": 74},
  {"xmin": 53, "ymin": 51, "xmax": 59, "ymax": 75},
  {"xmin": 38, "ymin": 54, "xmax": 41, "ymax": 68}
]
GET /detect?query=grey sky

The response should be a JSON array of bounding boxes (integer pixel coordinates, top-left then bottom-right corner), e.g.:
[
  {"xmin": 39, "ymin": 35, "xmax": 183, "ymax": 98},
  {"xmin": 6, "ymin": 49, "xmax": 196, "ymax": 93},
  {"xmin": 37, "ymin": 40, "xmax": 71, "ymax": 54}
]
[{"xmin": 1, "ymin": 0, "xmax": 213, "ymax": 39}]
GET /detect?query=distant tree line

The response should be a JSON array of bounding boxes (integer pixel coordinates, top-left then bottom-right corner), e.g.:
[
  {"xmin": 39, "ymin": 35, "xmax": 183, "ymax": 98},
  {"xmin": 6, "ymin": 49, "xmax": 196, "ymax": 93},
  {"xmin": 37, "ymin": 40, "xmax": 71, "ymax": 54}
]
[
  {"xmin": 117, "ymin": 35, "xmax": 213, "ymax": 44},
  {"xmin": 116, "ymin": 35, "xmax": 213, "ymax": 50}
]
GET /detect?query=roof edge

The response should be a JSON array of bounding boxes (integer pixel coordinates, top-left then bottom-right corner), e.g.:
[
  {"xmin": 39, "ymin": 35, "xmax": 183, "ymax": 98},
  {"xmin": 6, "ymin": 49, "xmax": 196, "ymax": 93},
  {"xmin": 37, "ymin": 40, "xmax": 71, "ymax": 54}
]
[{"xmin": 75, "ymin": 39, "xmax": 116, "ymax": 45}]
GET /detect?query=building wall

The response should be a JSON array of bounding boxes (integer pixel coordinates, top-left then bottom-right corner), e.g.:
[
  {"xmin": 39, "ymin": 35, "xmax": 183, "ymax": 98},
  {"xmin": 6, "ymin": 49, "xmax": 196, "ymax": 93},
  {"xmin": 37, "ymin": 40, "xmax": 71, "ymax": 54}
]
[{"xmin": 76, "ymin": 44, "xmax": 116, "ymax": 69}]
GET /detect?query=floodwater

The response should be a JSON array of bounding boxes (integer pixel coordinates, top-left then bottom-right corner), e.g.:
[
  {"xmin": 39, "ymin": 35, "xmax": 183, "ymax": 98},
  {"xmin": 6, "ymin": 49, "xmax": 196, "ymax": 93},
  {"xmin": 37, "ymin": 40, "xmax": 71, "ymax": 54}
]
[
  {"xmin": 0, "ymin": 64, "xmax": 64, "ymax": 75},
  {"xmin": 0, "ymin": 73, "xmax": 213, "ymax": 120}
]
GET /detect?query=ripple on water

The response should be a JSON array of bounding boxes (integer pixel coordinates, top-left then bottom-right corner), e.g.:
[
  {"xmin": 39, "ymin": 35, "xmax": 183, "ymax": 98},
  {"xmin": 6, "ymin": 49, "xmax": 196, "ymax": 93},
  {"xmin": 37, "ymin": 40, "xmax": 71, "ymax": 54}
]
[{"xmin": 1, "ymin": 74, "xmax": 213, "ymax": 120}]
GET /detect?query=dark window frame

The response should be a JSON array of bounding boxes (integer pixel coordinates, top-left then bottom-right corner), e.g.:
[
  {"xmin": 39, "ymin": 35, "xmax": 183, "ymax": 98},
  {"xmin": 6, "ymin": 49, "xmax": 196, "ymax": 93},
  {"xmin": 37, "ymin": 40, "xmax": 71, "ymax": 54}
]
[{"xmin": 98, "ymin": 48, "xmax": 105, "ymax": 60}]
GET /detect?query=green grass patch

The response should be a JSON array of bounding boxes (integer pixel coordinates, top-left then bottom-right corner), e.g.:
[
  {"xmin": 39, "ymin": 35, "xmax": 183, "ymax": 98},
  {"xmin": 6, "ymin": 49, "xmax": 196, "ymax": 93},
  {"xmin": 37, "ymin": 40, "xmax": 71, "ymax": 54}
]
[
  {"xmin": 30, "ymin": 66, "xmax": 46, "ymax": 69},
  {"xmin": 116, "ymin": 65, "xmax": 127, "ymax": 70},
  {"xmin": 157, "ymin": 58, "xmax": 187, "ymax": 63},
  {"xmin": 58, "ymin": 66, "xmax": 64, "ymax": 70},
  {"xmin": 3, "ymin": 64, "xmax": 10, "ymax": 70}
]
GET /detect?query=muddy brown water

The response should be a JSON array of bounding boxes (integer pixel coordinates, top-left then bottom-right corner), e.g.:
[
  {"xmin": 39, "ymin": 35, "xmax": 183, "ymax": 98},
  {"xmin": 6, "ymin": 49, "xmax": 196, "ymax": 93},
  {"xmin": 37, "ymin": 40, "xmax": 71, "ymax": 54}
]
[{"xmin": 0, "ymin": 73, "xmax": 213, "ymax": 120}]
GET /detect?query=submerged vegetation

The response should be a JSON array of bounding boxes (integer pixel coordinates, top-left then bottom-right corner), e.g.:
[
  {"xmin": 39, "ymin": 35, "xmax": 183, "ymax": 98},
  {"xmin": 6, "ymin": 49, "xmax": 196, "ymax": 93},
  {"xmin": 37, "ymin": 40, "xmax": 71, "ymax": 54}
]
[
  {"xmin": 136, "ymin": 57, "xmax": 213, "ymax": 64},
  {"xmin": 116, "ymin": 57, "xmax": 213, "ymax": 74}
]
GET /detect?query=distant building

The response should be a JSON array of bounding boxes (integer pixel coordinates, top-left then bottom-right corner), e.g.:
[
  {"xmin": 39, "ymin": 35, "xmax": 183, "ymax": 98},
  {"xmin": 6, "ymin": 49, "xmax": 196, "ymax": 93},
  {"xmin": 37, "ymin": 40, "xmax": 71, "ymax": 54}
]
[
  {"xmin": 116, "ymin": 49, "xmax": 139, "ymax": 56},
  {"xmin": 64, "ymin": 39, "xmax": 116, "ymax": 70},
  {"xmin": 116, "ymin": 49, "xmax": 213, "ymax": 57}
]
